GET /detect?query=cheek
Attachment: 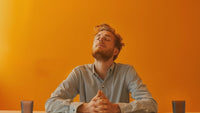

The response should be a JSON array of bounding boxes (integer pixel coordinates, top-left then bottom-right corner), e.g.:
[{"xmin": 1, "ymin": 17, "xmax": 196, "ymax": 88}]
[
  {"xmin": 107, "ymin": 42, "xmax": 115, "ymax": 48},
  {"xmin": 92, "ymin": 43, "xmax": 97, "ymax": 49},
  {"xmin": 92, "ymin": 41, "xmax": 96, "ymax": 47}
]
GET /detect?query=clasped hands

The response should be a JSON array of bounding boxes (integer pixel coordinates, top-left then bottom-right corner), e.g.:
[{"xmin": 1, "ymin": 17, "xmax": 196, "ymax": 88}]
[{"xmin": 77, "ymin": 90, "xmax": 121, "ymax": 113}]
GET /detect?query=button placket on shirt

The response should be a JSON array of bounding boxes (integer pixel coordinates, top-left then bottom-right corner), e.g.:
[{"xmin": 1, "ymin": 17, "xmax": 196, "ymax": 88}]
[{"xmin": 93, "ymin": 65, "xmax": 114, "ymax": 94}]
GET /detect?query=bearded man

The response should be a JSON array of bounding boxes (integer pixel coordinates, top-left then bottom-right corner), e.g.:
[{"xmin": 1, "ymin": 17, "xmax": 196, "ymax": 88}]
[{"xmin": 45, "ymin": 24, "xmax": 158, "ymax": 113}]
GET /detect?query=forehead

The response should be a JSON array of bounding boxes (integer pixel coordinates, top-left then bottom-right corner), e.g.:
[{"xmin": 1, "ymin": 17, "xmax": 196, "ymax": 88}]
[{"xmin": 96, "ymin": 30, "xmax": 115, "ymax": 38}]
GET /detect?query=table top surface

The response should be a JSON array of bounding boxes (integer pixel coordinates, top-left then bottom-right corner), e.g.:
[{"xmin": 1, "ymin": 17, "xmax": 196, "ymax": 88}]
[
  {"xmin": 0, "ymin": 111, "xmax": 200, "ymax": 113},
  {"xmin": 0, "ymin": 111, "xmax": 45, "ymax": 113}
]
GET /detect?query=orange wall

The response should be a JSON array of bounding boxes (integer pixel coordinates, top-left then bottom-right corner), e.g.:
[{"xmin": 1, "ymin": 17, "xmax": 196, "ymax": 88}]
[{"xmin": 0, "ymin": 0, "xmax": 200, "ymax": 112}]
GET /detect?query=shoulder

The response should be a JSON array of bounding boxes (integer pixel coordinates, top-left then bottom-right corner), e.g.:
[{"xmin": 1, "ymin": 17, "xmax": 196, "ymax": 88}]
[
  {"xmin": 115, "ymin": 63, "xmax": 135, "ymax": 71},
  {"xmin": 66, "ymin": 64, "xmax": 93, "ymax": 79},
  {"xmin": 114, "ymin": 63, "xmax": 137, "ymax": 77},
  {"xmin": 72, "ymin": 64, "xmax": 93, "ymax": 73}
]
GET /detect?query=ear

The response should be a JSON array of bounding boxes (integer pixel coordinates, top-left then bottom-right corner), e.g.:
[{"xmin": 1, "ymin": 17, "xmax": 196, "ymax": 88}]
[{"xmin": 113, "ymin": 48, "xmax": 119, "ymax": 56}]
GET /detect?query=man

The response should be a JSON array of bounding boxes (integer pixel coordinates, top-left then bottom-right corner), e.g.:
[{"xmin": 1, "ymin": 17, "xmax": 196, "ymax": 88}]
[{"xmin": 45, "ymin": 24, "xmax": 158, "ymax": 113}]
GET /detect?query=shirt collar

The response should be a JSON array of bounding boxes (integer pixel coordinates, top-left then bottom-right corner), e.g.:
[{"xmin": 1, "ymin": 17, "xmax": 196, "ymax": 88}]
[{"xmin": 92, "ymin": 62, "xmax": 116, "ymax": 75}]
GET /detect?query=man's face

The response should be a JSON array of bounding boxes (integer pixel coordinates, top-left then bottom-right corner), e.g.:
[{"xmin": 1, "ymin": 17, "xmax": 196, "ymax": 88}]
[{"xmin": 92, "ymin": 30, "xmax": 118, "ymax": 61}]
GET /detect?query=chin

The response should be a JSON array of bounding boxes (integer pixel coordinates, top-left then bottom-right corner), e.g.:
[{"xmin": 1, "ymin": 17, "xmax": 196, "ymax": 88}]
[{"xmin": 93, "ymin": 48, "xmax": 104, "ymax": 54}]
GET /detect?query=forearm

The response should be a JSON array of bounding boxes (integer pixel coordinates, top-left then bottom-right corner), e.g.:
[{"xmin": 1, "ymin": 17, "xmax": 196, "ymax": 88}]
[
  {"xmin": 117, "ymin": 98, "xmax": 157, "ymax": 113},
  {"xmin": 45, "ymin": 97, "xmax": 83, "ymax": 113},
  {"xmin": 77, "ymin": 103, "xmax": 89, "ymax": 113},
  {"xmin": 112, "ymin": 103, "xmax": 121, "ymax": 113},
  {"xmin": 77, "ymin": 103, "xmax": 121, "ymax": 113}
]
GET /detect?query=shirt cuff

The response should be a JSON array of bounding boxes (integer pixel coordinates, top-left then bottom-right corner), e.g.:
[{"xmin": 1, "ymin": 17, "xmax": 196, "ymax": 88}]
[
  {"xmin": 69, "ymin": 102, "xmax": 84, "ymax": 113},
  {"xmin": 117, "ymin": 103, "xmax": 132, "ymax": 113}
]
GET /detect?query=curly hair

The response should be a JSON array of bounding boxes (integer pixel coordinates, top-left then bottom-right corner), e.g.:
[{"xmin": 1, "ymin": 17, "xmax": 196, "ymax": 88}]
[{"xmin": 94, "ymin": 24, "xmax": 125, "ymax": 60}]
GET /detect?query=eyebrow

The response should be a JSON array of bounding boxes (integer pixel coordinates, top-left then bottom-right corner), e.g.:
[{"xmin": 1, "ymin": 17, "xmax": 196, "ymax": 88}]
[
  {"xmin": 95, "ymin": 33, "xmax": 112, "ymax": 37},
  {"xmin": 104, "ymin": 34, "xmax": 111, "ymax": 37}
]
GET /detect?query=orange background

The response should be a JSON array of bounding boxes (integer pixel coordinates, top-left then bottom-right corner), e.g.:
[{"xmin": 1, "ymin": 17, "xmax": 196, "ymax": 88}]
[{"xmin": 0, "ymin": 0, "xmax": 200, "ymax": 112}]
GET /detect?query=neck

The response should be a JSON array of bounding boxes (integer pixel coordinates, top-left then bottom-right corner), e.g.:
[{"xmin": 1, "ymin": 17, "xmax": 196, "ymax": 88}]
[{"xmin": 94, "ymin": 58, "xmax": 114, "ymax": 80}]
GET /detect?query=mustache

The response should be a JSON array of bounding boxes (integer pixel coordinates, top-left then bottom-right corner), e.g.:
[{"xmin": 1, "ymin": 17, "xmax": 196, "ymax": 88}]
[{"xmin": 95, "ymin": 43, "xmax": 106, "ymax": 47}]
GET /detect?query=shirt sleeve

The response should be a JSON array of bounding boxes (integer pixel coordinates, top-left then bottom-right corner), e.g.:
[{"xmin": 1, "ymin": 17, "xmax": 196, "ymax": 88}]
[
  {"xmin": 45, "ymin": 69, "xmax": 83, "ymax": 113},
  {"xmin": 117, "ymin": 66, "xmax": 158, "ymax": 113}
]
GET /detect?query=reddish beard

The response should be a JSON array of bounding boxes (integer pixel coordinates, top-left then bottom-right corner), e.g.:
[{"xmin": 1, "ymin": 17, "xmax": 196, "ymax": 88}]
[{"xmin": 92, "ymin": 47, "xmax": 114, "ymax": 61}]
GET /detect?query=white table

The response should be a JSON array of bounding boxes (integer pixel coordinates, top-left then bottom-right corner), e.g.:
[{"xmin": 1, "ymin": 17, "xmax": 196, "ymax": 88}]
[
  {"xmin": 0, "ymin": 111, "xmax": 45, "ymax": 113},
  {"xmin": 0, "ymin": 111, "xmax": 200, "ymax": 113}
]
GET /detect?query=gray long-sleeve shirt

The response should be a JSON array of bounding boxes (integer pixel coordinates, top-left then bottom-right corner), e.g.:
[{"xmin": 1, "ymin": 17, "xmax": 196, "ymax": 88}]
[{"xmin": 45, "ymin": 63, "xmax": 158, "ymax": 113}]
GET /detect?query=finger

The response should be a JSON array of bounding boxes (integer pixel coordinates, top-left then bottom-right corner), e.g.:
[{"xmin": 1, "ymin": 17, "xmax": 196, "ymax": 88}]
[
  {"xmin": 97, "ymin": 90, "xmax": 101, "ymax": 97},
  {"xmin": 100, "ymin": 91, "xmax": 108, "ymax": 99},
  {"xmin": 98, "ymin": 110, "xmax": 109, "ymax": 113},
  {"xmin": 100, "ymin": 99, "xmax": 109, "ymax": 104},
  {"xmin": 95, "ymin": 106, "xmax": 110, "ymax": 113},
  {"xmin": 95, "ymin": 99, "xmax": 109, "ymax": 107},
  {"xmin": 95, "ymin": 104, "xmax": 108, "ymax": 111},
  {"xmin": 99, "ymin": 110, "xmax": 110, "ymax": 113},
  {"xmin": 97, "ymin": 105, "xmax": 111, "ymax": 113}
]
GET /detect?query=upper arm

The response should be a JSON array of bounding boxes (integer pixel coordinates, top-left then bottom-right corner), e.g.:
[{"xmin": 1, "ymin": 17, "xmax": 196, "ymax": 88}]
[
  {"xmin": 126, "ymin": 66, "xmax": 153, "ymax": 100},
  {"xmin": 51, "ymin": 69, "xmax": 80, "ymax": 99}
]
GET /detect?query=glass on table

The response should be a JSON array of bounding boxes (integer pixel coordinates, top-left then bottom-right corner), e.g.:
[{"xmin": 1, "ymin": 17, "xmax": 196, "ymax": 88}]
[
  {"xmin": 21, "ymin": 100, "xmax": 33, "ymax": 113},
  {"xmin": 172, "ymin": 100, "xmax": 185, "ymax": 113}
]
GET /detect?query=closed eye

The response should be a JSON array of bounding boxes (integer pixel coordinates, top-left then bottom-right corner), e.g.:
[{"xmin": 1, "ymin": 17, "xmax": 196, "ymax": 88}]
[
  {"xmin": 104, "ymin": 34, "xmax": 111, "ymax": 41},
  {"xmin": 95, "ymin": 36, "xmax": 111, "ymax": 41}
]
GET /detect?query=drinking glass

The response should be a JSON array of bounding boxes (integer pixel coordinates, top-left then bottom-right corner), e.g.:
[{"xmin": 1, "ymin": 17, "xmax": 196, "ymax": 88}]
[
  {"xmin": 172, "ymin": 100, "xmax": 185, "ymax": 113},
  {"xmin": 21, "ymin": 101, "xmax": 33, "ymax": 113}
]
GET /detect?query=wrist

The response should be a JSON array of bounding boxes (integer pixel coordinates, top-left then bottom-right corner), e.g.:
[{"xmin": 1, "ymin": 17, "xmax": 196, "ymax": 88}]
[
  {"xmin": 113, "ymin": 104, "xmax": 121, "ymax": 113},
  {"xmin": 77, "ymin": 103, "xmax": 88, "ymax": 113}
]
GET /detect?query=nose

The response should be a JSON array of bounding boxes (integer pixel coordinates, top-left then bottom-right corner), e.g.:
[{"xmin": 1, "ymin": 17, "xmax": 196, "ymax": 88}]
[{"xmin": 98, "ymin": 36, "xmax": 105, "ymax": 42}]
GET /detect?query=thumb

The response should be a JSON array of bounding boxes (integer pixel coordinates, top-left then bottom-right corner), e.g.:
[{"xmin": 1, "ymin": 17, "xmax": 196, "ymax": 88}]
[
  {"xmin": 100, "ymin": 91, "xmax": 108, "ymax": 99},
  {"xmin": 96, "ymin": 90, "xmax": 101, "ymax": 97},
  {"xmin": 91, "ymin": 90, "xmax": 101, "ymax": 101}
]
